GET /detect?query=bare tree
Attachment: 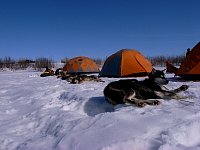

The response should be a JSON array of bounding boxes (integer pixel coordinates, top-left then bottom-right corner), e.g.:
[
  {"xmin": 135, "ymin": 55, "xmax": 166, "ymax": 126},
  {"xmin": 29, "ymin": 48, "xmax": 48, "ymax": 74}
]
[
  {"xmin": 0, "ymin": 58, "xmax": 3, "ymax": 70},
  {"xmin": 34, "ymin": 57, "xmax": 55, "ymax": 71},
  {"xmin": 2, "ymin": 57, "xmax": 15, "ymax": 69},
  {"xmin": 17, "ymin": 59, "xmax": 33, "ymax": 70},
  {"xmin": 61, "ymin": 57, "xmax": 69, "ymax": 63},
  {"xmin": 93, "ymin": 58, "xmax": 104, "ymax": 67},
  {"xmin": 147, "ymin": 54, "xmax": 185, "ymax": 67}
]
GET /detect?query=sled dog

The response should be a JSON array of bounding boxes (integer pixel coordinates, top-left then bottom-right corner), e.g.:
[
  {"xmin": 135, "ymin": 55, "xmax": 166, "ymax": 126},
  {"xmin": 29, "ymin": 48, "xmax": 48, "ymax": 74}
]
[{"xmin": 104, "ymin": 69, "xmax": 188, "ymax": 107}]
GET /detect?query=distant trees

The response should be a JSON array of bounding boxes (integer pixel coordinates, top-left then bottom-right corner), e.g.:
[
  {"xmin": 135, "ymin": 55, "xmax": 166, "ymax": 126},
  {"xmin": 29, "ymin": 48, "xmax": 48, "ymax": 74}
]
[
  {"xmin": 0, "ymin": 54, "xmax": 185, "ymax": 71},
  {"xmin": 0, "ymin": 57, "xmax": 15, "ymax": 70},
  {"xmin": 34, "ymin": 57, "xmax": 55, "ymax": 71},
  {"xmin": 93, "ymin": 58, "xmax": 105, "ymax": 67},
  {"xmin": 0, "ymin": 58, "xmax": 3, "ymax": 70},
  {"xmin": 16, "ymin": 59, "xmax": 35, "ymax": 70},
  {"xmin": 147, "ymin": 54, "xmax": 185, "ymax": 66},
  {"xmin": 61, "ymin": 57, "xmax": 69, "ymax": 63},
  {"xmin": 0, "ymin": 57, "xmax": 54, "ymax": 71}
]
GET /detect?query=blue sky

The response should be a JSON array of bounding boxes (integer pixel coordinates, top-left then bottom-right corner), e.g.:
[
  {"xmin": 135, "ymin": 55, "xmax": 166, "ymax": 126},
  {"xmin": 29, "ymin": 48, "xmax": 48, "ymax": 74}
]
[{"xmin": 0, "ymin": 0, "xmax": 199, "ymax": 61}]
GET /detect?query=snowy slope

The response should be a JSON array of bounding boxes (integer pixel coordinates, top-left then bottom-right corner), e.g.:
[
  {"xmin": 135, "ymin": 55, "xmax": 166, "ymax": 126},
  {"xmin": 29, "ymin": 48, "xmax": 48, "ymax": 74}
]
[{"xmin": 0, "ymin": 70, "xmax": 200, "ymax": 150}]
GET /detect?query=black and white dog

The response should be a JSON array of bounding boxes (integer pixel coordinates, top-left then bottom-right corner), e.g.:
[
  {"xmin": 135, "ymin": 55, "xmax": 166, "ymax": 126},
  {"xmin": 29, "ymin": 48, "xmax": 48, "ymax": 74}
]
[{"xmin": 103, "ymin": 69, "xmax": 188, "ymax": 107}]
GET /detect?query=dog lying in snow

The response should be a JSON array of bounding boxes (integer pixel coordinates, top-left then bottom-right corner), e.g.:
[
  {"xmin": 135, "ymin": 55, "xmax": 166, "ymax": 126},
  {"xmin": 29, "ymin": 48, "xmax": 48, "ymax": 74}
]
[
  {"xmin": 70, "ymin": 74, "xmax": 104, "ymax": 84},
  {"xmin": 103, "ymin": 69, "xmax": 189, "ymax": 107},
  {"xmin": 60, "ymin": 73, "xmax": 104, "ymax": 84}
]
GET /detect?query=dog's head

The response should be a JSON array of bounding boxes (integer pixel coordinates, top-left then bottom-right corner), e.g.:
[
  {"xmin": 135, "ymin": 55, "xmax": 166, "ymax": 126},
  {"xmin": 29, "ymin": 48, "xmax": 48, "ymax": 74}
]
[{"xmin": 148, "ymin": 68, "xmax": 169, "ymax": 85}]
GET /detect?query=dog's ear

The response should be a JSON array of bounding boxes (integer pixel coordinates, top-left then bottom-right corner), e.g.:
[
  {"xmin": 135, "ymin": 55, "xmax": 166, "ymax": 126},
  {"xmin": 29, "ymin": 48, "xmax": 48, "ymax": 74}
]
[
  {"xmin": 148, "ymin": 68, "xmax": 156, "ymax": 78},
  {"xmin": 151, "ymin": 68, "xmax": 156, "ymax": 73}
]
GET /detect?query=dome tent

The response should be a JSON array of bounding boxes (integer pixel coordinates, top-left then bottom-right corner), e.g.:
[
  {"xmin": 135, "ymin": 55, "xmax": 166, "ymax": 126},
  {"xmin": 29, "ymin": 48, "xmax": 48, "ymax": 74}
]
[
  {"xmin": 63, "ymin": 56, "xmax": 99, "ymax": 74},
  {"xmin": 176, "ymin": 42, "xmax": 200, "ymax": 80},
  {"xmin": 99, "ymin": 49, "xmax": 153, "ymax": 77}
]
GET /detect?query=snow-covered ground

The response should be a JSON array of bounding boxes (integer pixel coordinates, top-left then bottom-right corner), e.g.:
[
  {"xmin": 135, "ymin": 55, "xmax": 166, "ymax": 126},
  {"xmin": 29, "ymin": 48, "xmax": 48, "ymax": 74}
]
[{"xmin": 0, "ymin": 69, "xmax": 200, "ymax": 150}]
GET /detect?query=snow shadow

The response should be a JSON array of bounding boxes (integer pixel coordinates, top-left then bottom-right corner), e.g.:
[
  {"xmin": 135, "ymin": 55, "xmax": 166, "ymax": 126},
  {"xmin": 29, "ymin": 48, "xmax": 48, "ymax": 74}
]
[
  {"xmin": 167, "ymin": 77, "xmax": 200, "ymax": 82},
  {"xmin": 167, "ymin": 77, "xmax": 190, "ymax": 82},
  {"xmin": 84, "ymin": 96, "xmax": 114, "ymax": 117}
]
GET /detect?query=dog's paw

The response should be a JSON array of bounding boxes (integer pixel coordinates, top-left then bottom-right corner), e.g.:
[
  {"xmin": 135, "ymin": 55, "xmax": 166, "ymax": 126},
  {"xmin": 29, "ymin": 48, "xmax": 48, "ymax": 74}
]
[
  {"xmin": 153, "ymin": 100, "xmax": 161, "ymax": 105},
  {"xmin": 144, "ymin": 100, "xmax": 161, "ymax": 106},
  {"xmin": 136, "ymin": 101, "xmax": 146, "ymax": 107}
]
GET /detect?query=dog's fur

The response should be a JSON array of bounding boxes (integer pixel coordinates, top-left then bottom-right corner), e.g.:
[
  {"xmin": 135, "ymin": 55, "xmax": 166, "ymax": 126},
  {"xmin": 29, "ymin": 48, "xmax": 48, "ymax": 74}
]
[
  {"xmin": 60, "ymin": 73, "xmax": 104, "ymax": 84},
  {"xmin": 70, "ymin": 74, "xmax": 104, "ymax": 84},
  {"xmin": 104, "ymin": 69, "xmax": 189, "ymax": 107}
]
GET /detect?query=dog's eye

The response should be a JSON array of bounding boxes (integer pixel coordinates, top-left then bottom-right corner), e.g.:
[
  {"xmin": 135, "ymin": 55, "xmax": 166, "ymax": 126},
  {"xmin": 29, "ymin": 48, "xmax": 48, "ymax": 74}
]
[{"xmin": 160, "ymin": 75, "xmax": 164, "ymax": 78}]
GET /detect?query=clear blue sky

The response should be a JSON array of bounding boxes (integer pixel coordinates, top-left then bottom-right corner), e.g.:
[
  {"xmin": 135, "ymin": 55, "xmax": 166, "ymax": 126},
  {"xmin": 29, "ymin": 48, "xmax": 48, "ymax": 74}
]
[{"xmin": 0, "ymin": 0, "xmax": 199, "ymax": 61}]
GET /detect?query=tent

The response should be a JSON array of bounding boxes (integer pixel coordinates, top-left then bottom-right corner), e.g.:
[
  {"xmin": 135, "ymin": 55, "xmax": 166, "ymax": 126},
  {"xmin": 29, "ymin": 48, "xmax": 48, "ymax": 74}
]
[
  {"xmin": 63, "ymin": 56, "xmax": 99, "ymax": 74},
  {"xmin": 99, "ymin": 49, "xmax": 153, "ymax": 77},
  {"xmin": 176, "ymin": 42, "xmax": 200, "ymax": 80}
]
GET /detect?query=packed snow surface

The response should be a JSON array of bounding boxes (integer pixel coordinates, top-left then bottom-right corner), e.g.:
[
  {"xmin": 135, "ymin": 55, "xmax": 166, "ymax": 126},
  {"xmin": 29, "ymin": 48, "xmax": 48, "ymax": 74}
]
[{"xmin": 0, "ymin": 69, "xmax": 200, "ymax": 150}]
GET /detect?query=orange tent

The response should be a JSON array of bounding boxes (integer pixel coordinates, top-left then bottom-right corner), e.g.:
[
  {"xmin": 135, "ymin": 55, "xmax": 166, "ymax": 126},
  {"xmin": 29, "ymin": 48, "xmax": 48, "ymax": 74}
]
[
  {"xmin": 99, "ymin": 49, "xmax": 153, "ymax": 77},
  {"xmin": 176, "ymin": 42, "xmax": 200, "ymax": 80},
  {"xmin": 63, "ymin": 56, "xmax": 99, "ymax": 74}
]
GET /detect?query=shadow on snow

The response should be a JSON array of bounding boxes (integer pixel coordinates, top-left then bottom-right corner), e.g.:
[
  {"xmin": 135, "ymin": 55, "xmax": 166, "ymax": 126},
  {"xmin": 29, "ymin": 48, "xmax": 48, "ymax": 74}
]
[{"xmin": 84, "ymin": 96, "xmax": 114, "ymax": 117}]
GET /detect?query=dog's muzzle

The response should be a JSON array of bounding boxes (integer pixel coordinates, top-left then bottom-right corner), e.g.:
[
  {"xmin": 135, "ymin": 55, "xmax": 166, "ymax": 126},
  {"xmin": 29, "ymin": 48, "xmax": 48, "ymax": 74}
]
[{"xmin": 154, "ymin": 78, "xmax": 169, "ymax": 85}]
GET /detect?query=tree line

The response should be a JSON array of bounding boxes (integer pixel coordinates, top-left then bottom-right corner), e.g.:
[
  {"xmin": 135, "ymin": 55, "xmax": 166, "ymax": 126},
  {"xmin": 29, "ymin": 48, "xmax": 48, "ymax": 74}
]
[
  {"xmin": 0, "ymin": 57, "xmax": 55, "ymax": 71},
  {"xmin": 0, "ymin": 54, "xmax": 185, "ymax": 71},
  {"xmin": 147, "ymin": 54, "xmax": 185, "ymax": 67}
]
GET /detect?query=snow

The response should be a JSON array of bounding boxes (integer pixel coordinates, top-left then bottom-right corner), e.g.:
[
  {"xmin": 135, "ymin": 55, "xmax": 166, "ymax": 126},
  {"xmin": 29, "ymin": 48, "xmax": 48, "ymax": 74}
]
[{"xmin": 0, "ymin": 69, "xmax": 200, "ymax": 150}]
